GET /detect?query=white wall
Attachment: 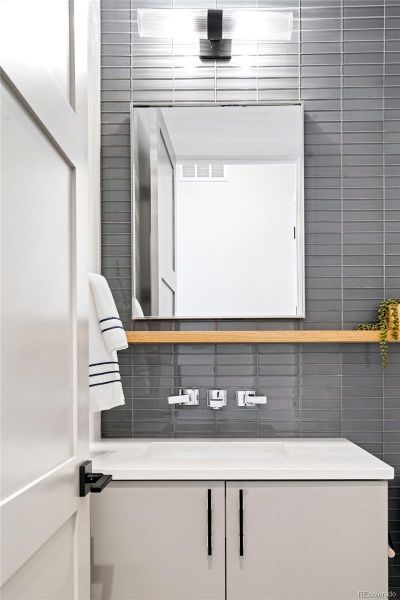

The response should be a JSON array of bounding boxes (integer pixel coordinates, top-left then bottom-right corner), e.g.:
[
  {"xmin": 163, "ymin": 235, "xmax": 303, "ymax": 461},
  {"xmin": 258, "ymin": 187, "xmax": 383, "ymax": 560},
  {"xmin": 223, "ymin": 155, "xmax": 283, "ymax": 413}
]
[{"xmin": 176, "ymin": 163, "xmax": 298, "ymax": 318}]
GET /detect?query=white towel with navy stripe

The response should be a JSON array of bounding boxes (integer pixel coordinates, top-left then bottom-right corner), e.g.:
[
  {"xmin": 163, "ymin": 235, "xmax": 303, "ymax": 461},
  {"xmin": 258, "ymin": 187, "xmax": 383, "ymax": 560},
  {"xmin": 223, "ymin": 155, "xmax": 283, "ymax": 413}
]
[{"xmin": 89, "ymin": 273, "xmax": 128, "ymax": 412}]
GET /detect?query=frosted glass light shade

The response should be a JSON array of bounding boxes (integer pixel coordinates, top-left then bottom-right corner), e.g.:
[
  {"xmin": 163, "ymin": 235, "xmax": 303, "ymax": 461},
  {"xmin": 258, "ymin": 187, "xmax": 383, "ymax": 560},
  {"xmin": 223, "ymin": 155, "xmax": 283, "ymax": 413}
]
[
  {"xmin": 138, "ymin": 9, "xmax": 207, "ymax": 41},
  {"xmin": 224, "ymin": 11, "xmax": 293, "ymax": 41},
  {"xmin": 137, "ymin": 9, "xmax": 293, "ymax": 42}
]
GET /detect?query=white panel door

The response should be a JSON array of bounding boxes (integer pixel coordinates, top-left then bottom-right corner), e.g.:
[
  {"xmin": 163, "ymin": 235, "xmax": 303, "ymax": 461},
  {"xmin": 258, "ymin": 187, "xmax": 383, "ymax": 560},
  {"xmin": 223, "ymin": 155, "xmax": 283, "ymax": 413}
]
[{"xmin": 0, "ymin": 1, "xmax": 92, "ymax": 598}]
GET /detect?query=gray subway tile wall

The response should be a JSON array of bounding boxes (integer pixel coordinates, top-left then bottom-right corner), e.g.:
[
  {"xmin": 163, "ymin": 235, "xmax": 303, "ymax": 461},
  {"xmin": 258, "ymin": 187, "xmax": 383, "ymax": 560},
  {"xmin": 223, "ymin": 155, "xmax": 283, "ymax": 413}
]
[{"xmin": 101, "ymin": 0, "xmax": 400, "ymax": 592}]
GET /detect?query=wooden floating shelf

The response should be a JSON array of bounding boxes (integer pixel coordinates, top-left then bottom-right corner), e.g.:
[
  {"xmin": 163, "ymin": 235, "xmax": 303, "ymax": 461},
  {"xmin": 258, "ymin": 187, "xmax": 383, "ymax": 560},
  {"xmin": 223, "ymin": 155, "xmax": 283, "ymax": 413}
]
[{"xmin": 126, "ymin": 330, "xmax": 398, "ymax": 344}]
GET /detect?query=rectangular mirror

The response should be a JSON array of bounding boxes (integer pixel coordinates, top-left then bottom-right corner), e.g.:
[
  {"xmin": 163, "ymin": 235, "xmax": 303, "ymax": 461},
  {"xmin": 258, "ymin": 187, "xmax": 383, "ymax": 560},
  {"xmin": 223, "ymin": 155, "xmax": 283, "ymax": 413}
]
[{"xmin": 131, "ymin": 104, "xmax": 304, "ymax": 319}]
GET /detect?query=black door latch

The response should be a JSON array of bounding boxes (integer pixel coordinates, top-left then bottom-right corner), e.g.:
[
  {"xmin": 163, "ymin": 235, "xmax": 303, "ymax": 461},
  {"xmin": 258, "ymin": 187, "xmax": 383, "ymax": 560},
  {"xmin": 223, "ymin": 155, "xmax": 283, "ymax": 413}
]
[{"xmin": 79, "ymin": 460, "xmax": 112, "ymax": 497}]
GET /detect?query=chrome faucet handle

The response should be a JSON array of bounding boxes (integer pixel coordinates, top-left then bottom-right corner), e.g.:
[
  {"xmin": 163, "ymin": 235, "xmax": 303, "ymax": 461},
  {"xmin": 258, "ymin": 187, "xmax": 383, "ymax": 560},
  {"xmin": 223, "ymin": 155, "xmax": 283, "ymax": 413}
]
[
  {"xmin": 168, "ymin": 388, "xmax": 199, "ymax": 406},
  {"xmin": 207, "ymin": 390, "xmax": 227, "ymax": 410},
  {"xmin": 168, "ymin": 394, "xmax": 190, "ymax": 405},
  {"xmin": 236, "ymin": 390, "xmax": 267, "ymax": 407}
]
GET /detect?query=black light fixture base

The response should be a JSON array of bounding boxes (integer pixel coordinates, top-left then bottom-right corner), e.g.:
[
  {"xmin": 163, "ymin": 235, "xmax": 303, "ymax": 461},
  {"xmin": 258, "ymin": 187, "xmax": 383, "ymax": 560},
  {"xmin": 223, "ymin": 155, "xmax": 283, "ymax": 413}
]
[{"xmin": 199, "ymin": 38, "xmax": 232, "ymax": 60}]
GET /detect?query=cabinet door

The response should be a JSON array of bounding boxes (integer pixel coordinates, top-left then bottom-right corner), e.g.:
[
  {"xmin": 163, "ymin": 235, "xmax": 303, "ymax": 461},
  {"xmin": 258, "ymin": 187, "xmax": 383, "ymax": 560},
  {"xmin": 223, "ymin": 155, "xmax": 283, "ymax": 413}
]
[
  {"xmin": 91, "ymin": 481, "xmax": 225, "ymax": 600},
  {"xmin": 226, "ymin": 481, "xmax": 388, "ymax": 600}
]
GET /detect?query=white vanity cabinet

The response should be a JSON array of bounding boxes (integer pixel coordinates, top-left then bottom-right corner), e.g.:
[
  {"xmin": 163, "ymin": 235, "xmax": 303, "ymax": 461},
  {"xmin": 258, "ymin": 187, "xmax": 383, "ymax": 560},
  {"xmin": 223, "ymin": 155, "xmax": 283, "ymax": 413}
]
[{"xmin": 91, "ymin": 480, "xmax": 388, "ymax": 600}]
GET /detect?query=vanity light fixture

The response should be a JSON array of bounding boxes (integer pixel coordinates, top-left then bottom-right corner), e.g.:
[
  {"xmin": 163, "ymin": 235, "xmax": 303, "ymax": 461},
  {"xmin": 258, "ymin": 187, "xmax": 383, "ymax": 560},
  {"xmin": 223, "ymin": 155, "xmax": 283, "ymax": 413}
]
[{"xmin": 137, "ymin": 9, "xmax": 293, "ymax": 60}]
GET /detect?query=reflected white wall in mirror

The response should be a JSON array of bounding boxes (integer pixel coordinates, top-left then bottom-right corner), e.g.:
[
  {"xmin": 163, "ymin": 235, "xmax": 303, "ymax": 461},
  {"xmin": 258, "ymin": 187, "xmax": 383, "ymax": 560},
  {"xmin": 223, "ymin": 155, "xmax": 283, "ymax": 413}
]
[{"xmin": 131, "ymin": 105, "xmax": 304, "ymax": 319}]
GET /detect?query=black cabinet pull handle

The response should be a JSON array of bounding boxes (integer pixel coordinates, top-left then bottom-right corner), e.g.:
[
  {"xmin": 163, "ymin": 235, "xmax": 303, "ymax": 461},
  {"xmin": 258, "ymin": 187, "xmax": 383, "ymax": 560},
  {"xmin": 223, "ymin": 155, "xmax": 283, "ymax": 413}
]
[
  {"xmin": 239, "ymin": 489, "xmax": 244, "ymax": 557},
  {"xmin": 207, "ymin": 488, "xmax": 212, "ymax": 556}
]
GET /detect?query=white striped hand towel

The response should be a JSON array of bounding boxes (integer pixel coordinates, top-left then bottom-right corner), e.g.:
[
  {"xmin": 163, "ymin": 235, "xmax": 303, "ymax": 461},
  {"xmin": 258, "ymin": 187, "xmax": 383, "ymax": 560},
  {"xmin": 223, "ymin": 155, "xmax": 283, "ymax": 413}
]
[
  {"xmin": 89, "ymin": 273, "xmax": 128, "ymax": 352},
  {"xmin": 89, "ymin": 273, "xmax": 128, "ymax": 412}
]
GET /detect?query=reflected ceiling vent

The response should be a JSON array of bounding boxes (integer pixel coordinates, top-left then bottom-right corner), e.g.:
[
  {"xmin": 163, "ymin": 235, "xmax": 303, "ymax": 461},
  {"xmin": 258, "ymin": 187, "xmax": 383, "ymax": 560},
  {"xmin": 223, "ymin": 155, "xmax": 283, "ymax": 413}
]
[
  {"xmin": 182, "ymin": 164, "xmax": 196, "ymax": 178},
  {"xmin": 179, "ymin": 163, "xmax": 226, "ymax": 181}
]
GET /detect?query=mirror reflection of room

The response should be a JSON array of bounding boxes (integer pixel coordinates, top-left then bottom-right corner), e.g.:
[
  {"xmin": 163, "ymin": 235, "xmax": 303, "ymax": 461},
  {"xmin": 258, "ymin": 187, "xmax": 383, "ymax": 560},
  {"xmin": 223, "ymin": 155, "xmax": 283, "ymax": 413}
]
[{"xmin": 132, "ymin": 105, "xmax": 304, "ymax": 319}]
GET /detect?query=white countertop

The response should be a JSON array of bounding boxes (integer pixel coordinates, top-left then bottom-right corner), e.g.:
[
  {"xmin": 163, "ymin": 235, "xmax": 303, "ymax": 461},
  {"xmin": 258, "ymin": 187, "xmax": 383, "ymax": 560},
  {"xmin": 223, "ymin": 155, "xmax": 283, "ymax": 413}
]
[{"xmin": 90, "ymin": 438, "xmax": 394, "ymax": 480}]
